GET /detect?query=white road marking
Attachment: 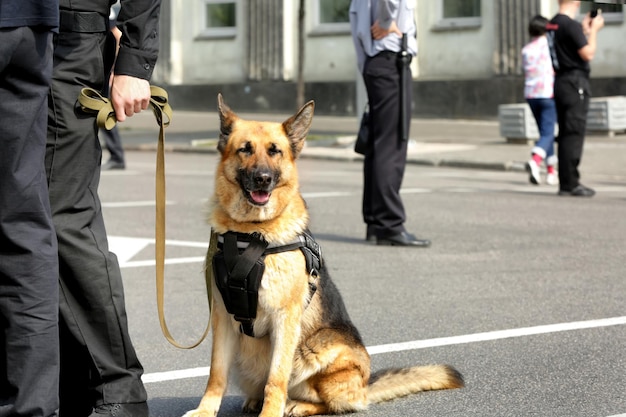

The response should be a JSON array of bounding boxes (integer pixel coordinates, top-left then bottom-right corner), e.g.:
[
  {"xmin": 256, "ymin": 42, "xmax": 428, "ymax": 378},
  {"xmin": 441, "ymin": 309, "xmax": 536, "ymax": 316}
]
[
  {"xmin": 302, "ymin": 191, "xmax": 353, "ymax": 198},
  {"xmin": 141, "ymin": 316, "xmax": 626, "ymax": 384},
  {"xmin": 366, "ymin": 316, "xmax": 626, "ymax": 354},
  {"xmin": 109, "ymin": 236, "xmax": 208, "ymax": 268},
  {"xmin": 122, "ymin": 256, "xmax": 206, "ymax": 268},
  {"xmin": 142, "ymin": 367, "xmax": 211, "ymax": 384},
  {"xmin": 102, "ymin": 201, "xmax": 174, "ymax": 208}
]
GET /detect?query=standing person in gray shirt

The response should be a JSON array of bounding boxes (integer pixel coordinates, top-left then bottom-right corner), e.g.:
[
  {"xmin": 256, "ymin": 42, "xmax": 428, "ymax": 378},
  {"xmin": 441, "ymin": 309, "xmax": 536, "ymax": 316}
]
[{"xmin": 349, "ymin": 0, "xmax": 430, "ymax": 247}]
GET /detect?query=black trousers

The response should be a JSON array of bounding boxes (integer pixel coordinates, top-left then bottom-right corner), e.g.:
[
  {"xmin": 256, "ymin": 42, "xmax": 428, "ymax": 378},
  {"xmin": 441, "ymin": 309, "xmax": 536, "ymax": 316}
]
[
  {"xmin": 362, "ymin": 52, "xmax": 411, "ymax": 238},
  {"xmin": 101, "ymin": 126, "xmax": 125, "ymax": 164},
  {"xmin": 45, "ymin": 29, "xmax": 147, "ymax": 416},
  {"xmin": 0, "ymin": 27, "xmax": 59, "ymax": 417},
  {"xmin": 554, "ymin": 71, "xmax": 591, "ymax": 192}
]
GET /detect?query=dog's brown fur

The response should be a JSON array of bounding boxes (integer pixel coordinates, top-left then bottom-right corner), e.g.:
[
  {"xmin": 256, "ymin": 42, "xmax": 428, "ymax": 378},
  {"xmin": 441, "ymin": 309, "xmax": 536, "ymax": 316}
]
[{"xmin": 182, "ymin": 96, "xmax": 464, "ymax": 417}]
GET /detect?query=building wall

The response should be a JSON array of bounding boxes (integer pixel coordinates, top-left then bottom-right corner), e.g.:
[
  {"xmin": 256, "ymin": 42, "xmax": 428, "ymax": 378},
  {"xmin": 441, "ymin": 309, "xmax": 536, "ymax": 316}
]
[{"xmin": 159, "ymin": 0, "xmax": 626, "ymax": 117}]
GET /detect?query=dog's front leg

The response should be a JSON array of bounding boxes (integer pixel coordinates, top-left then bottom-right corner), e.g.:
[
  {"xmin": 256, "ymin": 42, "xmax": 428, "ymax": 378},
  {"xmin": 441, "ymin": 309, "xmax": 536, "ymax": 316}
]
[
  {"xmin": 259, "ymin": 306, "xmax": 302, "ymax": 417},
  {"xmin": 183, "ymin": 303, "xmax": 237, "ymax": 417}
]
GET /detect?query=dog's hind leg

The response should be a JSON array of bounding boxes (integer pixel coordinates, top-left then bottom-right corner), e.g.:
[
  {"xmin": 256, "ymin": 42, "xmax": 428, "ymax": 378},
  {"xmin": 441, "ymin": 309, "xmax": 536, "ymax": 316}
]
[
  {"xmin": 286, "ymin": 340, "xmax": 371, "ymax": 417},
  {"xmin": 284, "ymin": 366, "xmax": 370, "ymax": 417},
  {"xmin": 183, "ymin": 304, "xmax": 238, "ymax": 417}
]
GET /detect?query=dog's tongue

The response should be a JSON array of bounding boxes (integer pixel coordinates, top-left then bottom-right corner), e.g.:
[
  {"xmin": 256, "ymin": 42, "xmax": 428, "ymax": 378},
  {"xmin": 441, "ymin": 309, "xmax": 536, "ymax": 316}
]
[{"xmin": 250, "ymin": 191, "xmax": 270, "ymax": 204}]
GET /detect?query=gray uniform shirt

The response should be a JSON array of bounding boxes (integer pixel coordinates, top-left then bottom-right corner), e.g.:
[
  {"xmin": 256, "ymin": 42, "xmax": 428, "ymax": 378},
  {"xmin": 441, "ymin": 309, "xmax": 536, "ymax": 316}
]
[{"xmin": 349, "ymin": 0, "xmax": 417, "ymax": 72}]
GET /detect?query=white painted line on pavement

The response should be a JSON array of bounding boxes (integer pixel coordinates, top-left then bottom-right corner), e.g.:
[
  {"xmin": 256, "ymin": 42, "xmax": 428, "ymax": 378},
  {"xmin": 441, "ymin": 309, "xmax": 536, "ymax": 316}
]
[
  {"xmin": 301, "ymin": 191, "xmax": 353, "ymax": 198},
  {"xmin": 103, "ymin": 201, "xmax": 174, "ymax": 208},
  {"xmin": 366, "ymin": 316, "xmax": 626, "ymax": 355},
  {"xmin": 109, "ymin": 236, "xmax": 208, "ymax": 268},
  {"xmin": 400, "ymin": 188, "xmax": 431, "ymax": 194},
  {"xmin": 121, "ymin": 256, "xmax": 206, "ymax": 268},
  {"xmin": 142, "ymin": 316, "xmax": 626, "ymax": 384},
  {"xmin": 143, "ymin": 367, "xmax": 211, "ymax": 384}
]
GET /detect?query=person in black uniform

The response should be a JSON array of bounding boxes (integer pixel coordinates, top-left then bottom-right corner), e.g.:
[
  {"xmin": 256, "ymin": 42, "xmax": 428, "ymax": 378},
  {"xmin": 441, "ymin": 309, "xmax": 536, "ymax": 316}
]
[
  {"xmin": 0, "ymin": 2, "xmax": 60, "ymax": 416},
  {"xmin": 45, "ymin": 0, "xmax": 161, "ymax": 416},
  {"xmin": 549, "ymin": 0, "xmax": 604, "ymax": 197},
  {"xmin": 349, "ymin": 0, "xmax": 430, "ymax": 247}
]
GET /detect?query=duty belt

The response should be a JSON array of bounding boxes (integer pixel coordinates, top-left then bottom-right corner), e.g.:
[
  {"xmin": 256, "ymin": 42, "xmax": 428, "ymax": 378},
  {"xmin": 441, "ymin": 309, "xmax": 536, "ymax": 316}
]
[{"xmin": 60, "ymin": 10, "xmax": 108, "ymax": 33}]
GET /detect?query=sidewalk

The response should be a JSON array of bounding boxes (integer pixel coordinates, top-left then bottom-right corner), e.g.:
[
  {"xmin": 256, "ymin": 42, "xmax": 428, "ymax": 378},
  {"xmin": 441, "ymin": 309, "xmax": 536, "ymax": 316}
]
[{"xmin": 117, "ymin": 110, "xmax": 626, "ymax": 179}]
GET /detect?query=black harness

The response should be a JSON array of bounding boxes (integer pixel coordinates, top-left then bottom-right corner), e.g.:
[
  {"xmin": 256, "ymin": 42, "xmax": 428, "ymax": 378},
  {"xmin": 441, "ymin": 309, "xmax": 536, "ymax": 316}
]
[{"xmin": 212, "ymin": 230, "xmax": 323, "ymax": 337}]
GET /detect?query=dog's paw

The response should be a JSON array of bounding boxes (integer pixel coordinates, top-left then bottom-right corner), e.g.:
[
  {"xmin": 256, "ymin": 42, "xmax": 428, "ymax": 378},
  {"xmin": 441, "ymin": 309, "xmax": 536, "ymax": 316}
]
[
  {"xmin": 242, "ymin": 398, "xmax": 263, "ymax": 413},
  {"xmin": 283, "ymin": 400, "xmax": 324, "ymax": 417},
  {"xmin": 181, "ymin": 408, "xmax": 217, "ymax": 417}
]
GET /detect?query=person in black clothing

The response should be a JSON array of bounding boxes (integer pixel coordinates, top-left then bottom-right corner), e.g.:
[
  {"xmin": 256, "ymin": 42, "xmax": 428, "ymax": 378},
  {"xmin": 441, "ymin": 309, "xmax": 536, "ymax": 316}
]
[
  {"xmin": 548, "ymin": 0, "xmax": 604, "ymax": 197},
  {"xmin": 46, "ymin": 0, "xmax": 161, "ymax": 416},
  {"xmin": 0, "ymin": 2, "xmax": 60, "ymax": 416}
]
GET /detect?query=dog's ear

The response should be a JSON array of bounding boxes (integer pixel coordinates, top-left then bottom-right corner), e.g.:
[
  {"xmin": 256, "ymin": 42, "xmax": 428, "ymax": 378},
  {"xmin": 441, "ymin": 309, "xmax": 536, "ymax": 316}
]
[
  {"xmin": 282, "ymin": 100, "xmax": 314, "ymax": 159},
  {"xmin": 217, "ymin": 93, "xmax": 236, "ymax": 154}
]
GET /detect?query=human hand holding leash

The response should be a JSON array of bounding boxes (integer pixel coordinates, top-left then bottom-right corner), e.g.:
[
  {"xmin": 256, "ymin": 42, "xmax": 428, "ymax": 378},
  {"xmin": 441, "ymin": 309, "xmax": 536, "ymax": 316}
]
[{"xmin": 110, "ymin": 74, "xmax": 151, "ymax": 122}]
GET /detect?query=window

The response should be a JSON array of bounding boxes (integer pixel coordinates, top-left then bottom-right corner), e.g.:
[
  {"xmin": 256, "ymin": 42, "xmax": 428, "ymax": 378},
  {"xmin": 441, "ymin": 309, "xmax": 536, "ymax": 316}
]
[
  {"xmin": 313, "ymin": 0, "xmax": 350, "ymax": 34},
  {"xmin": 443, "ymin": 0, "xmax": 481, "ymax": 19},
  {"xmin": 319, "ymin": 0, "xmax": 350, "ymax": 23},
  {"xmin": 580, "ymin": 1, "xmax": 623, "ymax": 24},
  {"xmin": 200, "ymin": 0, "xmax": 236, "ymax": 38},
  {"xmin": 436, "ymin": 0, "xmax": 482, "ymax": 30}
]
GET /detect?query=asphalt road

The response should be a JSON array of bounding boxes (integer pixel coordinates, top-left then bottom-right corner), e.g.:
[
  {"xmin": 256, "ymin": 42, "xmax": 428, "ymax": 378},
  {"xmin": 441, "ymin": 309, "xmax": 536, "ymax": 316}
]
[{"xmin": 100, "ymin": 150, "xmax": 626, "ymax": 417}]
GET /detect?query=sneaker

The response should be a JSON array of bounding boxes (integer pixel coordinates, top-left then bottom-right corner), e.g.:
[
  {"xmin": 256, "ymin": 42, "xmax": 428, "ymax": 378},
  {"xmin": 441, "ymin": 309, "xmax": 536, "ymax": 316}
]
[
  {"xmin": 546, "ymin": 172, "xmax": 559, "ymax": 185},
  {"xmin": 526, "ymin": 159, "xmax": 541, "ymax": 185},
  {"xmin": 558, "ymin": 184, "xmax": 595, "ymax": 197}
]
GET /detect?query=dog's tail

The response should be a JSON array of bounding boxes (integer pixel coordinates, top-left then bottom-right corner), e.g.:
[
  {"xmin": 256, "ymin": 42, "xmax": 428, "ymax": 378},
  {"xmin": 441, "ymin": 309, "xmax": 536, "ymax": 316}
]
[{"xmin": 367, "ymin": 365, "xmax": 464, "ymax": 404}]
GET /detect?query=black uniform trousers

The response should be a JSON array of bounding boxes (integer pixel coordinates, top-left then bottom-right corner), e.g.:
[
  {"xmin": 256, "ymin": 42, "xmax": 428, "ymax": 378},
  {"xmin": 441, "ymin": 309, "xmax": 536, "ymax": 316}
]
[
  {"xmin": 0, "ymin": 27, "xmax": 59, "ymax": 417},
  {"xmin": 101, "ymin": 126, "xmax": 125, "ymax": 164},
  {"xmin": 554, "ymin": 71, "xmax": 591, "ymax": 192},
  {"xmin": 45, "ymin": 23, "xmax": 147, "ymax": 417},
  {"xmin": 362, "ymin": 51, "xmax": 411, "ymax": 238}
]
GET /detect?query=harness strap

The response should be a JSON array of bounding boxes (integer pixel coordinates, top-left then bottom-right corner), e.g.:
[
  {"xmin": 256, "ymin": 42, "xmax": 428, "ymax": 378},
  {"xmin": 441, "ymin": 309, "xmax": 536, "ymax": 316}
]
[
  {"xmin": 214, "ymin": 230, "xmax": 323, "ymax": 337},
  {"xmin": 224, "ymin": 233, "xmax": 268, "ymax": 279},
  {"xmin": 219, "ymin": 233, "xmax": 268, "ymax": 336},
  {"xmin": 217, "ymin": 229, "xmax": 323, "ymax": 275}
]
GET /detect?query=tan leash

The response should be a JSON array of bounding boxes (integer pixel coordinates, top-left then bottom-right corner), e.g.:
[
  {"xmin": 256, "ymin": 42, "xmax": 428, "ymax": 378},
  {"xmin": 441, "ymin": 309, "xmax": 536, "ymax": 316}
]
[{"xmin": 79, "ymin": 86, "xmax": 213, "ymax": 349}]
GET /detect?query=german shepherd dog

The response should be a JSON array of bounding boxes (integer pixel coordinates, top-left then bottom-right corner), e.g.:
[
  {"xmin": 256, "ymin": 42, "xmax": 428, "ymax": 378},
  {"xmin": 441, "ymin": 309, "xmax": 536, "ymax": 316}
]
[{"xmin": 183, "ymin": 96, "xmax": 463, "ymax": 417}]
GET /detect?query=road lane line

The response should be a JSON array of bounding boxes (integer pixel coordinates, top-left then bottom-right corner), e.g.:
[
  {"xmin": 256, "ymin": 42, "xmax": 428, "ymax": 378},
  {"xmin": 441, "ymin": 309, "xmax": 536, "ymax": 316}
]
[
  {"xmin": 103, "ymin": 201, "xmax": 174, "ymax": 208},
  {"xmin": 142, "ymin": 316, "xmax": 626, "ymax": 384},
  {"xmin": 143, "ymin": 367, "xmax": 211, "ymax": 383},
  {"xmin": 121, "ymin": 256, "xmax": 206, "ymax": 268},
  {"xmin": 366, "ymin": 316, "xmax": 626, "ymax": 355}
]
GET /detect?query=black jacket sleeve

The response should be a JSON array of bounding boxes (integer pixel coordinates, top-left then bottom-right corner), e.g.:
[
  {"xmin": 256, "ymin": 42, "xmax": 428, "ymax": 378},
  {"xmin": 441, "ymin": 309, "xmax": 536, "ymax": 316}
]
[{"xmin": 114, "ymin": 0, "xmax": 161, "ymax": 81}]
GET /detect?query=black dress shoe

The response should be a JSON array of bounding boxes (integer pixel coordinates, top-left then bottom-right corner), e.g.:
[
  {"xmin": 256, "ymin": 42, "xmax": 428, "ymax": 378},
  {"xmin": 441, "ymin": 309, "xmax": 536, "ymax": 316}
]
[
  {"xmin": 558, "ymin": 184, "xmax": 595, "ymax": 197},
  {"xmin": 102, "ymin": 160, "xmax": 126, "ymax": 170},
  {"xmin": 376, "ymin": 231, "xmax": 431, "ymax": 247}
]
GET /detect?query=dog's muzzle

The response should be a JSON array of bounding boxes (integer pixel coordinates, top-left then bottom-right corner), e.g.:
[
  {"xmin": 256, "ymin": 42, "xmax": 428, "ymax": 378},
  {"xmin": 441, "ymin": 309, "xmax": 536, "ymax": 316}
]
[{"xmin": 238, "ymin": 167, "xmax": 278, "ymax": 206}]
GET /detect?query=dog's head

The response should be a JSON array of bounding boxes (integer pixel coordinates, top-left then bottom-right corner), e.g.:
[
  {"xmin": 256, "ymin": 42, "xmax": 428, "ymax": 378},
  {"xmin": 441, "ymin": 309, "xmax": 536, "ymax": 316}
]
[{"xmin": 212, "ymin": 94, "xmax": 314, "ymax": 225}]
